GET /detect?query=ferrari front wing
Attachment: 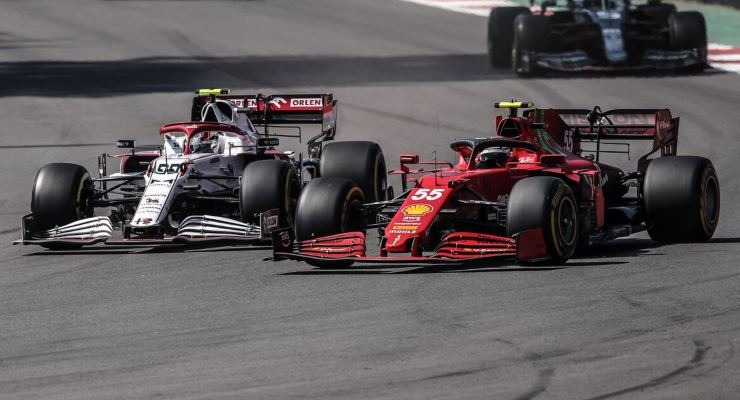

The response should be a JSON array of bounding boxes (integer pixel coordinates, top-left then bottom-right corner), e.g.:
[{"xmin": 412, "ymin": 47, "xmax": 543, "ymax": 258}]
[{"xmin": 271, "ymin": 228, "xmax": 550, "ymax": 267}]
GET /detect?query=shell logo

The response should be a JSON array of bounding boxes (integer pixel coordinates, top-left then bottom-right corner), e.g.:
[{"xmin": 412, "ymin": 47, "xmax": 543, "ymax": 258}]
[{"xmin": 402, "ymin": 204, "xmax": 433, "ymax": 216}]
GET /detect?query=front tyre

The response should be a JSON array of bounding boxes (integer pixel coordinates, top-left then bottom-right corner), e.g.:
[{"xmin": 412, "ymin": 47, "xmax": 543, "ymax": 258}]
[
  {"xmin": 488, "ymin": 7, "xmax": 531, "ymax": 68},
  {"xmin": 320, "ymin": 141, "xmax": 387, "ymax": 203},
  {"xmin": 240, "ymin": 159, "xmax": 301, "ymax": 228},
  {"xmin": 669, "ymin": 11, "xmax": 707, "ymax": 74},
  {"xmin": 295, "ymin": 177, "xmax": 364, "ymax": 241},
  {"xmin": 643, "ymin": 156, "xmax": 719, "ymax": 243},
  {"xmin": 32, "ymin": 163, "xmax": 93, "ymax": 231},
  {"xmin": 295, "ymin": 177, "xmax": 364, "ymax": 268},
  {"xmin": 507, "ymin": 176, "xmax": 579, "ymax": 264},
  {"xmin": 512, "ymin": 14, "xmax": 551, "ymax": 77}
]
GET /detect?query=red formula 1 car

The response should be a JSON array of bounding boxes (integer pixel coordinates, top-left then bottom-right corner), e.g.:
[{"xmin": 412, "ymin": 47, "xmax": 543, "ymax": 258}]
[{"xmin": 273, "ymin": 101, "xmax": 720, "ymax": 267}]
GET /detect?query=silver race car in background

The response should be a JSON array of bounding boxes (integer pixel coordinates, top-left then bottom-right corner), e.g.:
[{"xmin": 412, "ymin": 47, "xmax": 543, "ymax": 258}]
[
  {"xmin": 15, "ymin": 89, "xmax": 387, "ymax": 248},
  {"xmin": 488, "ymin": 0, "xmax": 707, "ymax": 76}
]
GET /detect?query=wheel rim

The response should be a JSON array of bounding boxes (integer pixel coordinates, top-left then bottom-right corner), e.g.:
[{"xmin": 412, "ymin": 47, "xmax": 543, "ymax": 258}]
[
  {"xmin": 557, "ymin": 196, "xmax": 578, "ymax": 247},
  {"xmin": 703, "ymin": 174, "xmax": 719, "ymax": 226},
  {"xmin": 285, "ymin": 175, "xmax": 301, "ymax": 227},
  {"xmin": 340, "ymin": 188, "xmax": 364, "ymax": 232},
  {"xmin": 377, "ymin": 163, "xmax": 387, "ymax": 201}
]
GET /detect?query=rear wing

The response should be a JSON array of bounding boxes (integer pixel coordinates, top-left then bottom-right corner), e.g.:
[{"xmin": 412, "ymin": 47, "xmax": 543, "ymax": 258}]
[
  {"xmin": 191, "ymin": 91, "xmax": 338, "ymax": 140},
  {"xmin": 547, "ymin": 108, "xmax": 679, "ymax": 170}
]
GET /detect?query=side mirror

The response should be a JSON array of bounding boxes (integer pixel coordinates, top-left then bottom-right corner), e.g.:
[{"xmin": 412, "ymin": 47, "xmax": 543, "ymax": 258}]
[
  {"xmin": 400, "ymin": 154, "xmax": 419, "ymax": 164},
  {"xmin": 116, "ymin": 139, "xmax": 135, "ymax": 149}
]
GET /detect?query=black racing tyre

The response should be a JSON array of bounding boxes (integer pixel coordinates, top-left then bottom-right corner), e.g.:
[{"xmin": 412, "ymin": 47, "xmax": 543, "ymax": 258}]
[
  {"xmin": 507, "ymin": 176, "xmax": 579, "ymax": 264},
  {"xmin": 295, "ymin": 177, "xmax": 364, "ymax": 241},
  {"xmin": 512, "ymin": 14, "xmax": 551, "ymax": 77},
  {"xmin": 488, "ymin": 7, "xmax": 531, "ymax": 68},
  {"xmin": 320, "ymin": 141, "xmax": 387, "ymax": 203},
  {"xmin": 669, "ymin": 11, "xmax": 707, "ymax": 73},
  {"xmin": 32, "ymin": 163, "xmax": 93, "ymax": 231},
  {"xmin": 295, "ymin": 177, "xmax": 365, "ymax": 268},
  {"xmin": 240, "ymin": 159, "xmax": 301, "ymax": 228},
  {"xmin": 643, "ymin": 156, "xmax": 719, "ymax": 243},
  {"xmin": 670, "ymin": 11, "xmax": 707, "ymax": 50}
]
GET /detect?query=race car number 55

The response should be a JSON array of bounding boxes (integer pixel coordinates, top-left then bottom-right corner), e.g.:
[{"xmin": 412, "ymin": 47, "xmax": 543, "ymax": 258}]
[{"xmin": 411, "ymin": 188, "xmax": 445, "ymax": 200}]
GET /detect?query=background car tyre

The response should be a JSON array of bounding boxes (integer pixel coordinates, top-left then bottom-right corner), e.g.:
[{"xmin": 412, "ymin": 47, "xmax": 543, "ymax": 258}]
[
  {"xmin": 320, "ymin": 141, "xmax": 387, "ymax": 203},
  {"xmin": 295, "ymin": 177, "xmax": 364, "ymax": 268},
  {"xmin": 32, "ymin": 163, "xmax": 93, "ymax": 231},
  {"xmin": 507, "ymin": 176, "xmax": 579, "ymax": 264},
  {"xmin": 669, "ymin": 11, "xmax": 707, "ymax": 73},
  {"xmin": 512, "ymin": 14, "xmax": 551, "ymax": 77},
  {"xmin": 670, "ymin": 11, "xmax": 706, "ymax": 50},
  {"xmin": 488, "ymin": 7, "xmax": 531, "ymax": 68},
  {"xmin": 240, "ymin": 159, "xmax": 300, "ymax": 228},
  {"xmin": 643, "ymin": 156, "xmax": 719, "ymax": 243}
]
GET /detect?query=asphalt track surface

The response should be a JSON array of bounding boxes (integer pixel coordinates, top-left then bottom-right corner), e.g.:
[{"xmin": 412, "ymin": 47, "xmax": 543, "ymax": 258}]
[{"xmin": 2, "ymin": 1, "xmax": 740, "ymax": 399}]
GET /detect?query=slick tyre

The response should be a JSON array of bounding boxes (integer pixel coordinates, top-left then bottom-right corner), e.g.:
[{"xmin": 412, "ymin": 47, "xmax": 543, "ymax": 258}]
[
  {"xmin": 512, "ymin": 14, "xmax": 550, "ymax": 77},
  {"xmin": 670, "ymin": 11, "xmax": 707, "ymax": 50},
  {"xmin": 32, "ymin": 163, "xmax": 93, "ymax": 231},
  {"xmin": 240, "ymin": 159, "xmax": 301, "ymax": 228},
  {"xmin": 669, "ymin": 11, "xmax": 707, "ymax": 73},
  {"xmin": 507, "ymin": 176, "xmax": 579, "ymax": 264},
  {"xmin": 320, "ymin": 141, "xmax": 387, "ymax": 203},
  {"xmin": 488, "ymin": 7, "xmax": 531, "ymax": 68},
  {"xmin": 295, "ymin": 177, "xmax": 364, "ymax": 268},
  {"xmin": 643, "ymin": 156, "xmax": 719, "ymax": 243}
]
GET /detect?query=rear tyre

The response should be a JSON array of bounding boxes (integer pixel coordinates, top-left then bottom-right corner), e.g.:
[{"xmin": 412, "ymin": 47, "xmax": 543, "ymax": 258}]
[
  {"xmin": 643, "ymin": 156, "xmax": 719, "ymax": 243},
  {"xmin": 32, "ymin": 163, "xmax": 93, "ymax": 231},
  {"xmin": 488, "ymin": 7, "xmax": 531, "ymax": 68},
  {"xmin": 295, "ymin": 177, "xmax": 365, "ymax": 268},
  {"xmin": 320, "ymin": 141, "xmax": 387, "ymax": 203},
  {"xmin": 507, "ymin": 176, "xmax": 579, "ymax": 264},
  {"xmin": 240, "ymin": 159, "xmax": 301, "ymax": 228},
  {"xmin": 669, "ymin": 11, "xmax": 707, "ymax": 73},
  {"xmin": 512, "ymin": 14, "xmax": 551, "ymax": 77}
]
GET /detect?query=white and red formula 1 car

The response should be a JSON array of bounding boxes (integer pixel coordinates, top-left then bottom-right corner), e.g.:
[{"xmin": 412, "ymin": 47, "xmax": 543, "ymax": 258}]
[{"xmin": 15, "ymin": 89, "xmax": 386, "ymax": 248}]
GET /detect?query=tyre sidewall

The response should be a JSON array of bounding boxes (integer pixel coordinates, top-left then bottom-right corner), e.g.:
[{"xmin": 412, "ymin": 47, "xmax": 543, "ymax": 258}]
[
  {"xmin": 32, "ymin": 163, "xmax": 92, "ymax": 230},
  {"xmin": 644, "ymin": 156, "xmax": 719, "ymax": 242},
  {"xmin": 507, "ymin": 176, "xmax": 578, "ymax": 262},
  {"xmin": 240, "ymin": 159, "xmax": 300, "ymax": 227},
  {"xmin": 295, "ymin": 177, "xmax": 364, "ymax": 241},
  {"xmin": 320, "ymin": 141, "xmax": 386, "ymax": 203}
]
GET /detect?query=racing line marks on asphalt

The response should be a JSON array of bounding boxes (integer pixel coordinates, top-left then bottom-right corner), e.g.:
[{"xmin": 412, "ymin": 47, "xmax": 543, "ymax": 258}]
[{"xmin": 401, "ymin": 0, "xmax": 740, "ymax": 74}]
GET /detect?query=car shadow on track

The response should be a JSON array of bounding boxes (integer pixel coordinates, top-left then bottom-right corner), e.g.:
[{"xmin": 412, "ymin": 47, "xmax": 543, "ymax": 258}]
[
  {"xmin": 0, "ymin": 54, "xmax": 512, "ymax": 97},
  {"xmin": 531, "ymin": 66, "xmax": 727, "ymax": 80}
]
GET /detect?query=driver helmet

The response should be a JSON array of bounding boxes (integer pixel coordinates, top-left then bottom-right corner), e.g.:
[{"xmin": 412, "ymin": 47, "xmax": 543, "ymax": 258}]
[
  {"xmin": 190, "ymin": 133, "xmax": 214, "ymax": 153},
  {"xmin": 477, "ymin": 147, "xmax": 511, "ymax": 169}
]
